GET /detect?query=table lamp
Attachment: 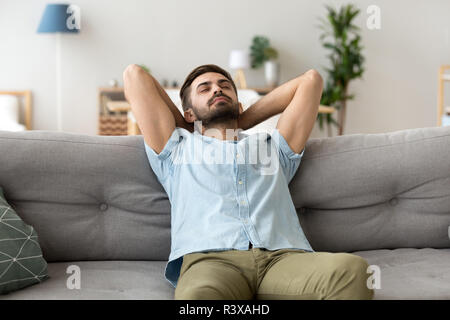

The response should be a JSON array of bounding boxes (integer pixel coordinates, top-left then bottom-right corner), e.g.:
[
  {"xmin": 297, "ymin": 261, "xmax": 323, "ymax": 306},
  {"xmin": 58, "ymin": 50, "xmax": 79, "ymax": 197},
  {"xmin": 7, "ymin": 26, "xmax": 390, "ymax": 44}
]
[
  {"xmin": 229, "ymin": 50, "xmax": 250, "ymax": 89},
  {"xmin": 37, "ymin": 4, "xmax": 80, "ymax": 131}
]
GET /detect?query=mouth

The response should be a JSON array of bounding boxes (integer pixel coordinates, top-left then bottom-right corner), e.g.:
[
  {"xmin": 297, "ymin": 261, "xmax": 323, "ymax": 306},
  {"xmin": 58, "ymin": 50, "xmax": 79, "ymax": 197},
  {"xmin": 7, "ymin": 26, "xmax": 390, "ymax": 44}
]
[{"xmin": 212, "ymin": 96, "xmax": 229, "ymax": 104}]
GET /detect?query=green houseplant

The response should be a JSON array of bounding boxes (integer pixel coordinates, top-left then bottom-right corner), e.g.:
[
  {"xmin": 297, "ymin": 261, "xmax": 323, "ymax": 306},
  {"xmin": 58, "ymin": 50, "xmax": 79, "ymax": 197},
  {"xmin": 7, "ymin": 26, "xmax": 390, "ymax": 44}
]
[
  {"xmin": 318, "ymin": 4, "xmax": 365, "ymax": 136},
  {"xmin": 250, "ymin": 36, "xmax": 278, "ymax": 68},
  {"xmin": 250, "ymin": 35, "xmax": 280, "ymax": 87}
]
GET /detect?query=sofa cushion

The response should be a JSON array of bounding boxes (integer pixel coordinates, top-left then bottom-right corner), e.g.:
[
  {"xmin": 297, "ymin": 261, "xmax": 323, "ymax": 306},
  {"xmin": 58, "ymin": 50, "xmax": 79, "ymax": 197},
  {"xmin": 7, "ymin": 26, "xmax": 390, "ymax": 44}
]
[
  {"xmin": 2, "ymin": 248, "xmax": 448, "ymax": 299},
  {"xmin": 0, "ymin": 186, "xmax": 49, "ymax": 295},
  {"xmin": 353, "ymin": 248, "xmax": 450, "ymax": 299},
  {"xmin": 0, "ymin": 260, "xmax": 173, "ymax": 299}
]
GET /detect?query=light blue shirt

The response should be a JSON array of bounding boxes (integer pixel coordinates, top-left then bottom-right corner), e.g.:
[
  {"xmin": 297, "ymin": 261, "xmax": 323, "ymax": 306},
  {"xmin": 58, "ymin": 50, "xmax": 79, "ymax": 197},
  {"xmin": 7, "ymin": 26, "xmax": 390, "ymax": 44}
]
[{"xmin": 144, "ymin": 127, "xmax": 314, "ymax": 288}]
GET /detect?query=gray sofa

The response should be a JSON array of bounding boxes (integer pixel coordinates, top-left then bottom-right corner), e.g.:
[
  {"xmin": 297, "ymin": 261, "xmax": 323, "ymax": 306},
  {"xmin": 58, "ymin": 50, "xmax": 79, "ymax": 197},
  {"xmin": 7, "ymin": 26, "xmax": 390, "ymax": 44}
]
[{"xmin": 0, "ymin": 126, "xmax": 449, "ymax": 300}]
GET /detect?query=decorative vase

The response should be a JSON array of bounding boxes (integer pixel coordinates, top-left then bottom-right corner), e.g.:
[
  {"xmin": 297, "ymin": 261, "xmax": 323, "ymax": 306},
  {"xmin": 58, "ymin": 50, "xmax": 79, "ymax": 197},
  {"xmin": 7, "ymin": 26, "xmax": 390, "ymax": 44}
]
[{"xmin": 264, "ymin": 60, "xmax": 280, "ymax": 87}]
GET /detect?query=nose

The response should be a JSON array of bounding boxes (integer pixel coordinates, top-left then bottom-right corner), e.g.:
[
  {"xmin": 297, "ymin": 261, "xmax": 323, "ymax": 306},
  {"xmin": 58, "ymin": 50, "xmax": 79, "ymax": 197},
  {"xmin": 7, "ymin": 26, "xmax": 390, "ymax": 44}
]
[{"xmin": 212, "ymin": 84, "xmax": 223, "ymax": 95}]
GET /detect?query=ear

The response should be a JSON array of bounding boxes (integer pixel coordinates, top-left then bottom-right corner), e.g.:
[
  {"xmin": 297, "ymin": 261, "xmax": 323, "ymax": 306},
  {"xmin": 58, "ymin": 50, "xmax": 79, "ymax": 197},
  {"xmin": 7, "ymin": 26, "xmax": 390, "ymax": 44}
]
[{"xmin": 184, "ymin": 109, "xmax": 197, "ymax": 123}]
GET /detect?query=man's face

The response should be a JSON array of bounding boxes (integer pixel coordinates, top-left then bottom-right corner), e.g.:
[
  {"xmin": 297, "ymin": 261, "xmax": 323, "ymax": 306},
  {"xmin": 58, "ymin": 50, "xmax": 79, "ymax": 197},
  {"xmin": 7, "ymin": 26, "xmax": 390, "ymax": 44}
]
[{"xmin": 186, "ymin": 72, "xmax": 242, "ymax": 127}]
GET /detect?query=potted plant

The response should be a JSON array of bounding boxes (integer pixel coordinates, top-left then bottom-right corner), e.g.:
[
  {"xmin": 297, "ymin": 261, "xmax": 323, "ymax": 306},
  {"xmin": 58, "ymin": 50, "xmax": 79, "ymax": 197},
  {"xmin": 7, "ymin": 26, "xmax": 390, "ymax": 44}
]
[
  {"xmin": 318, "ymin": 4, "xmax": 365, "ymax": 136},
  {"xmin": 250, "ymin": 35, "xmax": 279, "ymax": 87}
]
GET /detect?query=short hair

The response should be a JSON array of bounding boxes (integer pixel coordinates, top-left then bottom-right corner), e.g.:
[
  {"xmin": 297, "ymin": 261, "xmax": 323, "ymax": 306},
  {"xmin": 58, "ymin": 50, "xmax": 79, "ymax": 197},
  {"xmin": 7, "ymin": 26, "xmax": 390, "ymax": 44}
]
[{"xmin": 179, "ymin": 64, "xmax": 238, "ymax": 112}]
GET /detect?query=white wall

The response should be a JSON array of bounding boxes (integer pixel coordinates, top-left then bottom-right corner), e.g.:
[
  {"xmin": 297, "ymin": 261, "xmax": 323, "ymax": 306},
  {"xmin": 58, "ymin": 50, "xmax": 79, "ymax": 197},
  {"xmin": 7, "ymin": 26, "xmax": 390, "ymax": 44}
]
[{"xmin": 1, "ymin": 0, "xmax": 449, "ymax": 137}]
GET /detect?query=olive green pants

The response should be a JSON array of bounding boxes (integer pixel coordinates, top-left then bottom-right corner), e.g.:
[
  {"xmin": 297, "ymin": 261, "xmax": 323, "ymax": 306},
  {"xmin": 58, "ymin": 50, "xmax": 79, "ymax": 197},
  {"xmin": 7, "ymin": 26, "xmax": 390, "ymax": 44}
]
[{"xmin": 174, "ymin": 248, "xmax": 374, "ymax": 300}]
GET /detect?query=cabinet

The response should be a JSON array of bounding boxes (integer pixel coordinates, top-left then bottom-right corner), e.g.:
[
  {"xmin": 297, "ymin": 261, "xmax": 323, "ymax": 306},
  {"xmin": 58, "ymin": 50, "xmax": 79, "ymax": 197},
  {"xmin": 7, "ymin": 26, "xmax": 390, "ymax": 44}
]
[{"xmin": 98, "ymin": 87, "xmax": 128, "ymax": 135}]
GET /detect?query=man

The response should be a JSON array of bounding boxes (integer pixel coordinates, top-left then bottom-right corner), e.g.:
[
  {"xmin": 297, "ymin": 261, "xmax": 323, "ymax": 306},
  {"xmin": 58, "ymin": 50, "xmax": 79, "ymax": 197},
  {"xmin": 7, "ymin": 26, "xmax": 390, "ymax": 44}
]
[{"xmin": 123, "ymin": 64, "xmax": 374, "ymax": 300}]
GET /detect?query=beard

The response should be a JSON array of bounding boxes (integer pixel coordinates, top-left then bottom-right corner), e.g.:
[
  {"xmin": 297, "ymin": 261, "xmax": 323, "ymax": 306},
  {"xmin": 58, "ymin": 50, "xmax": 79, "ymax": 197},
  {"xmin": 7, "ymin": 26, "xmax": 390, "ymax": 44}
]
[{"xmin": 192, "ymin": 99, "xmax": 240, "ymax": 127}]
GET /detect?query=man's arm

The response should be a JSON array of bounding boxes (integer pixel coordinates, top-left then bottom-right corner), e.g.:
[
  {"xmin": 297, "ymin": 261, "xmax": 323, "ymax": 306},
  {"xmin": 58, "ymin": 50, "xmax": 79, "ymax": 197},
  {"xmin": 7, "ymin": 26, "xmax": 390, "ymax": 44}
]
[
  {"xmin": 276, "ymin": 69, "xmax": 323, "ymax": 153},
  {"xmin": 238, "ymin": 76, "xmax": 302, "ymax": 131},
  {"xmin": 151, "ymin": 77, "xmax": 194, "ymax": 133},
  {"xmin": 238, "ymin": 69, "xmax": 323, "ymax": 153},
  {"xmin": 123, "ymin": 64, "xmax": 176, "ymax": 154}
]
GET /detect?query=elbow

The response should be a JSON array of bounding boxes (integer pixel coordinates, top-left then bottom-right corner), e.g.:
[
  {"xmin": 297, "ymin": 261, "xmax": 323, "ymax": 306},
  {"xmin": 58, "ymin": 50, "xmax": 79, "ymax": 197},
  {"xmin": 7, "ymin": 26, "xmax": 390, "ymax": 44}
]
[
  {"xmin": 123, "ymin": 64, "xmax": 155, "ymax": 101},
  {"xmin": 123, "ymin": 64, "xmax": 149, "ymax": 85},
  {"xmin": 123, "ymin": 64, "xmax": 140, "ymax": 81},
  {"xmin": 304, "ymin": 69, "xmax": 323, "ymax": 86},
  {"xmin": 299, "ymin": 69, "xmax": 323, "ymax": 94}
]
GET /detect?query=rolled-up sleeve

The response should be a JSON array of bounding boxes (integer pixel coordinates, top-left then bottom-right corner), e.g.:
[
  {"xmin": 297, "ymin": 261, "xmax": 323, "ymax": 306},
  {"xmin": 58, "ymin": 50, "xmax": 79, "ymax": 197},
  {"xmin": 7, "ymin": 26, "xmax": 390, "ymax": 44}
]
[
  {"xmin": 271, "ymin": 128, "xmax": 305, "ymax": 183},
  {"xmin": 144, "ymin": 127, "xmax": 182, "ymax": 182}
]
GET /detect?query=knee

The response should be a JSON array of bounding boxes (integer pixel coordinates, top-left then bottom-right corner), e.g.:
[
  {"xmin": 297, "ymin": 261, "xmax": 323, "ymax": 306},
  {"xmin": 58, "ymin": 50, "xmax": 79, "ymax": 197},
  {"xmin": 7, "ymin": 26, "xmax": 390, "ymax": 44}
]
[
  {"xmin": 175, "ymin": 280, "xmax": 227, "ymax": 300},
  {"xmin": 327, "ymin": 253, "xmax": 374, "ymax": 300},
  {"xmin": 330, "ymin": 253, "xmax": 369, "ymax": 274}
]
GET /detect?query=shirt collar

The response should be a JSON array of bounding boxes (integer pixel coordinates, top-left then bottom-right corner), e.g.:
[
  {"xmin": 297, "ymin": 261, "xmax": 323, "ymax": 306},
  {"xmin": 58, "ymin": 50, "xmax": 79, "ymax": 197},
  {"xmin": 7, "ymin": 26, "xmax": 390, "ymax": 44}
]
[{"xmin": 194, "ymin": 129, "xmax": 249, "ymax": 143}]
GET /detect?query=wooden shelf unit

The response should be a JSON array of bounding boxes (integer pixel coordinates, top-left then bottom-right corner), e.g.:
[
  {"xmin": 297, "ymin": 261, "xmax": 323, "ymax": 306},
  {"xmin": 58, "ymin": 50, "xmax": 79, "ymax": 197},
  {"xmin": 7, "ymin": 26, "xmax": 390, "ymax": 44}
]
[
  {"xmin": 0, "ymin": 90, "xmax": 32, "ymax": 130},
  {"xmin": 437, "ymin": 65, "xmax": 450, "ymax": 126},
  {"xmin": 98, "ymin": 87, "xmax": 128, "ymax": 135},
  {"xmin": 98, "ymin": 86, "xmax": 335, "ymax": 135}
]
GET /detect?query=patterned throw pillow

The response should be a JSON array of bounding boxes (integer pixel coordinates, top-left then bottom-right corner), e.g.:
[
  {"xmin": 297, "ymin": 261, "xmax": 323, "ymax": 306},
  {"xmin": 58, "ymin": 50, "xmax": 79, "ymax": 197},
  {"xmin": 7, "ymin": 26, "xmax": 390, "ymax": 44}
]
[{"xmin": 0, "ymin": 186, "xmax": 49, "ymax": 295}]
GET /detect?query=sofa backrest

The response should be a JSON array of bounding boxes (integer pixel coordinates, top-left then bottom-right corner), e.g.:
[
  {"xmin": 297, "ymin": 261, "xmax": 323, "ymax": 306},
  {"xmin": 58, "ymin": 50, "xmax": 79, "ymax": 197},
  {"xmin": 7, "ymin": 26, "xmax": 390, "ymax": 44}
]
[
  {"xmin": 0, "ymin": 131, "xmax": 170, "ymax": 262},
  {"xmin": 0, "ymin": 126, "xmax": 449, "ymax": 262},
  {"xmin": 290, "ymin": 126, "xmax": 450, "ymax": 252}
]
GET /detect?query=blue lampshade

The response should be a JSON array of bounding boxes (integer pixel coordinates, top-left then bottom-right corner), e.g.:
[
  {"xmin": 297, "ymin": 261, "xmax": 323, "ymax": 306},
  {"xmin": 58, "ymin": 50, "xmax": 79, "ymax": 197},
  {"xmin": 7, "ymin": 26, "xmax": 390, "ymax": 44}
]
[{"xmin": 37, "ymin": 4, "xmax": 79, "ymax": 33}]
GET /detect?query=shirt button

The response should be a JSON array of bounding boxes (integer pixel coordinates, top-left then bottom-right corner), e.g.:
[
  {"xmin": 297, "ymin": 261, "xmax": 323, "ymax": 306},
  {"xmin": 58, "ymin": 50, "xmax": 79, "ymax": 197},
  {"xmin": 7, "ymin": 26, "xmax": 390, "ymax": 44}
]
[
  {"xmin": 241, "ymin": 200, "xmax": 246, "ymax": 205},
  {"xmin": 243, "ymin": 219, "xmax": 249, "ymax": 224},
  {"xmin": 238, "ymin": 180, "xmax": 243, "ymax": 184},
  {"xmin": 236, "ymin": 153, "xmax": 240, "ymax": 158}
]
